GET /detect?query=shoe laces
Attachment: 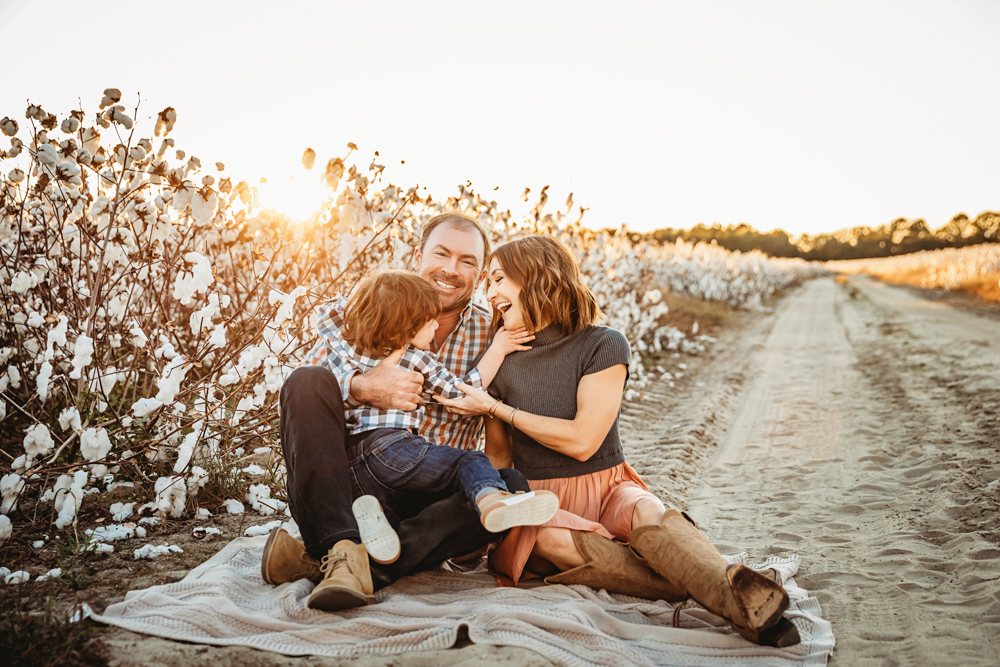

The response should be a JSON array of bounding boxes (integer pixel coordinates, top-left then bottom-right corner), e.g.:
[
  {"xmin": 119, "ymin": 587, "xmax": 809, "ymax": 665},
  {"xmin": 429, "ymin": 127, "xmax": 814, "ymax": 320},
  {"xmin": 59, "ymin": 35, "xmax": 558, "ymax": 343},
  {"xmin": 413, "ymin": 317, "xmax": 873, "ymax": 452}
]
[{"xmin": 320, "ymin": 552, "xmax": 347, "ymax": 575}]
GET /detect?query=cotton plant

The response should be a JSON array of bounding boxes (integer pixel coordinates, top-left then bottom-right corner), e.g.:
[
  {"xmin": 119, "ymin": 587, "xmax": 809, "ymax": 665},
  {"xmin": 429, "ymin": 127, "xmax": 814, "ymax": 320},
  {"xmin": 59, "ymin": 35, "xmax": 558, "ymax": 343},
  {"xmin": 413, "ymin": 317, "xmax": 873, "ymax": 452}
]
[{"xmin": 0, "ymin": 88, "xmax": 824, "ymax": 544}]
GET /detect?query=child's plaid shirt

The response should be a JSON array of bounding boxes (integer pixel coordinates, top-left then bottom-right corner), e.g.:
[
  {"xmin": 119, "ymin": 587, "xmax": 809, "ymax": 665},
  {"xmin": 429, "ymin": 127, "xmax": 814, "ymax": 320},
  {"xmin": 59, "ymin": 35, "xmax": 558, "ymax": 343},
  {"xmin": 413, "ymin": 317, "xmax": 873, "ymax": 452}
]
[{"xmin": 299, "ymin": 295, "xmax": 492, "ymax": 450}]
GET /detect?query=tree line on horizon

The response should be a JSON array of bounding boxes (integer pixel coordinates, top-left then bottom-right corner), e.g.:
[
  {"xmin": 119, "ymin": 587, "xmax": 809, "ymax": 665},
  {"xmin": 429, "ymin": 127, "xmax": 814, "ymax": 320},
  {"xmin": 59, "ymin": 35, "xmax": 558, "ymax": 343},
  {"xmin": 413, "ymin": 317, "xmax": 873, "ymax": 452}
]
[{"xmin": 642, "ymin": 211, "xmax": 1000, "ymax": 261}]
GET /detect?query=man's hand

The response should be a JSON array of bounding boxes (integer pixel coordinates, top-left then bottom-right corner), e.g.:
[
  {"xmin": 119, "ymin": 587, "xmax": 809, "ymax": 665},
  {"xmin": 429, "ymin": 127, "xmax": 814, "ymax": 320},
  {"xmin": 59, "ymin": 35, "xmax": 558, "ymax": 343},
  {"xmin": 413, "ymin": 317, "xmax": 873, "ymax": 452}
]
[{"xmin": 350, "ymin": 348, "xmax": 423, "ymax": 411}]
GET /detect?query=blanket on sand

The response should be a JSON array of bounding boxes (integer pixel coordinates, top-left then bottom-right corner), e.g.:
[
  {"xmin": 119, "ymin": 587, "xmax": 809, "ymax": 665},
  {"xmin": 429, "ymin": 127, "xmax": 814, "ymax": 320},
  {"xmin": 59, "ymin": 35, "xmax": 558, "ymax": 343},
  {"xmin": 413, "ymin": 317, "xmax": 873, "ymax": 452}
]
[{"xmin": 92, "ymin": 526, "xmax": 835, "ymax": 666}]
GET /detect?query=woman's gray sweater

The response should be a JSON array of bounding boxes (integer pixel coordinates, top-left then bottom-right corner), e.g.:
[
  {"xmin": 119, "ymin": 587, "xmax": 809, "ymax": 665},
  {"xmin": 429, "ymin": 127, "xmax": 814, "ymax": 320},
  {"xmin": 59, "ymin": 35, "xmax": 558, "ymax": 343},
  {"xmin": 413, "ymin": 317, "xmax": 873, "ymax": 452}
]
[{"xmin": 488, "ymin": 324, "xmax": 631, "ymax": 479}]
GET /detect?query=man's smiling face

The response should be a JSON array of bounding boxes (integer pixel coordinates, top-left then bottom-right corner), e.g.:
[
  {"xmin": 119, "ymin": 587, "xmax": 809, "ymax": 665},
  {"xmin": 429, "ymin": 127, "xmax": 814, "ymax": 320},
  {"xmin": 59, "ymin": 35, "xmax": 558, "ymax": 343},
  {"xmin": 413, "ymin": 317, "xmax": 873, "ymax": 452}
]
[{"xmin": 412, "ymin": 222, "xmax": 486, "ymax": 313}]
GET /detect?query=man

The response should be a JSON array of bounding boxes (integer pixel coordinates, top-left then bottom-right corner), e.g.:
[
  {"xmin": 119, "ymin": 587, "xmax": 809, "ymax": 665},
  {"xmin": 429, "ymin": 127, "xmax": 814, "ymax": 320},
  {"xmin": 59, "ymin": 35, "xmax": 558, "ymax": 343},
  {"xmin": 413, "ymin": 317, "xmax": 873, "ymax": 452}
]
[{"xmin": 264, "ymin": 212, "xmax": 528, "ymax": 610}]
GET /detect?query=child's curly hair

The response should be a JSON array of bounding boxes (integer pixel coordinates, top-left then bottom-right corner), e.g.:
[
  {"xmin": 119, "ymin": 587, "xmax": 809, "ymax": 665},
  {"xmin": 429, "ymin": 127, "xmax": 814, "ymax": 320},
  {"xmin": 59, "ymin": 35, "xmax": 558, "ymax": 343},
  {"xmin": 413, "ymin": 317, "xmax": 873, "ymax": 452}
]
[{"xmin": 343, "ymin": 271, "xmax": 442, "ymax": 356}]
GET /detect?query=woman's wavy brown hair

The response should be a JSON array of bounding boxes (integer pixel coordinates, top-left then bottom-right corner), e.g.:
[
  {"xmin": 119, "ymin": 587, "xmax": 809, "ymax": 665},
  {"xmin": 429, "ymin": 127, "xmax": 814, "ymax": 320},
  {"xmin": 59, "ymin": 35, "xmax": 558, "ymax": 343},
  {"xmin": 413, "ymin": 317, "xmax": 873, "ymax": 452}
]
[
  {"xmin": 343, "ymin": 271, "xmax": 441, "ymax": 356},
  {"xmin": 489, "ymin": 235, "xmax": 603, "ymax": 336}
]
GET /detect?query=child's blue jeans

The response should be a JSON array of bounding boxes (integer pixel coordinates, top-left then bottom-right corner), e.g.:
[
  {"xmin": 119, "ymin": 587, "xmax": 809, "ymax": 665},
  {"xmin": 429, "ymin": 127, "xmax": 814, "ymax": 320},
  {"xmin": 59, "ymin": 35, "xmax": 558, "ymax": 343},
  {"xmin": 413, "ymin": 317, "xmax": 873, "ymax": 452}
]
[{"xmin": 346, "ymin": 427, "xmax": 508, "ymax": 526}]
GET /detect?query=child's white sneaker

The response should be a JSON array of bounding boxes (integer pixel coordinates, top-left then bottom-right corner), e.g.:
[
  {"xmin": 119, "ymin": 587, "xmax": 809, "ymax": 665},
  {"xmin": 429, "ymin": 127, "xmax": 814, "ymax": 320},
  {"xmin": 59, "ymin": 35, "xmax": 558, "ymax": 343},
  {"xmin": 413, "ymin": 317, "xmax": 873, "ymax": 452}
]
[
  {"xmin": 478, "ymin": 490, "xmax": 560, "ymax": 533},
  {"xmin": 352, "ymin": 495, "xmax": 400, "ymax": 564}
]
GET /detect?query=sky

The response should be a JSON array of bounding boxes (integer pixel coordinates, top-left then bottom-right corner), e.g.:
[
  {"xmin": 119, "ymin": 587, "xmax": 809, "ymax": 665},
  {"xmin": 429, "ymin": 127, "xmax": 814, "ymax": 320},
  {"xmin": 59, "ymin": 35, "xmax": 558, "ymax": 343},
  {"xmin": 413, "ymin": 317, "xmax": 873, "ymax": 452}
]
[{"xmin": 1, "ymin": 0, "xmax": 998, "ymax": 236}]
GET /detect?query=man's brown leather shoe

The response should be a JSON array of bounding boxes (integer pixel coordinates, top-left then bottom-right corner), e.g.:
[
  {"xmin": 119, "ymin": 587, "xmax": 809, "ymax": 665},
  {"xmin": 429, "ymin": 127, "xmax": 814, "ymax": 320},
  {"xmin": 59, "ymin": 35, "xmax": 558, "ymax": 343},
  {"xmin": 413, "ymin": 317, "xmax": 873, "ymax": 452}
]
[
  {"xmin": 307, "ymin": 539, "xmax": 374, "ymax": 611},
  {"xmin": 260, "ymin": 527, "xmax": 322, "ymax": 585}
]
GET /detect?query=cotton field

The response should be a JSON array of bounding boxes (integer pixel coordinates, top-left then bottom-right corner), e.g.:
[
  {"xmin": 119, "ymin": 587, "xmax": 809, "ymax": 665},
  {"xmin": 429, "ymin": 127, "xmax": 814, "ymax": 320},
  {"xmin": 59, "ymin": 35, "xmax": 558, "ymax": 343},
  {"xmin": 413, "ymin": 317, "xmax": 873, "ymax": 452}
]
[
  {"xmin": 0, "ymin": 90, "xmax": 825, "ymax": 542},
  {"xmin": 828, "ymin": 243, "xmax": 1000, "ymax": 291}
]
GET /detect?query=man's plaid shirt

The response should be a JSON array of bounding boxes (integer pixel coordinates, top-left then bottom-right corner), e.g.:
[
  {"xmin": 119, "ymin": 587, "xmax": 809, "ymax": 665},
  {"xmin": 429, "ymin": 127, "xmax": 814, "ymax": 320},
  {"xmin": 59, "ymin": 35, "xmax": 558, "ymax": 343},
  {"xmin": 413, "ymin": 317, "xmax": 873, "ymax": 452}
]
[{"xmin": 299, "ymin": 295, "xmax": 492, "ymax": 450}]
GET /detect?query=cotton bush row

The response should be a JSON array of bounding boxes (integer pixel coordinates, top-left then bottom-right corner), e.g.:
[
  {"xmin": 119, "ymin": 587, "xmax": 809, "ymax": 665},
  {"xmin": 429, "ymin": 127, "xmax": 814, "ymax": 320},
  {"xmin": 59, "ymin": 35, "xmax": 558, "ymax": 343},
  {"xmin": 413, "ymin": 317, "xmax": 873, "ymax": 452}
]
[
  {"xmin": 0, "ymin": 90, "xmax": 821, "ymax": 543},
  {"xmin": 827, "ymin": 243, "xmax": 1000, "ymax": 289}
]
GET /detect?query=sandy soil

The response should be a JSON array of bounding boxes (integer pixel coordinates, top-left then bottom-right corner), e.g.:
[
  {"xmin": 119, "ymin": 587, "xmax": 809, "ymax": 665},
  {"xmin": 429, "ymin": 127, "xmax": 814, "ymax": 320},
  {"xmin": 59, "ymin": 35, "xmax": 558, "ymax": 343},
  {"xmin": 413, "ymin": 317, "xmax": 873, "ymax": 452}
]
[
  {"xmin": 668, "ymin": 274, "xmax": 1000, "ymax": 666},
  {"xmin": 7, "ymin": 273, "xmax": 999, "ymax": 666}
]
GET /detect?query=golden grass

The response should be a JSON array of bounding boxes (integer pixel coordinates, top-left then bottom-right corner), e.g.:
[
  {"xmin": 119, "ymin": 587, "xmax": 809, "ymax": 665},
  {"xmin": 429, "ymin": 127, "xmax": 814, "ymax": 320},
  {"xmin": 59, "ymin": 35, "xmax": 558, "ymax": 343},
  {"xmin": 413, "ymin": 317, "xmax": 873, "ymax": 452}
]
[
  {"xmin": 955, "ymin": 271, "xmax": 1000, "ymax": 303},
  {"xmin": 864, "ymin": 267, "xmax": 1000, "ymax": 303}
]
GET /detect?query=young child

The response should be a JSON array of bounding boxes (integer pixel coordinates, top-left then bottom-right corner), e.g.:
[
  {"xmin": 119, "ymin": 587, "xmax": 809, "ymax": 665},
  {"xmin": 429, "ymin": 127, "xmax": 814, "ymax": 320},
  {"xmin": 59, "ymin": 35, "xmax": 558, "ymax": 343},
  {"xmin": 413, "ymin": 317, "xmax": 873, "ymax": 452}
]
[{"xmin": 329, "ymin": 270, "xmax": 559, "ymax": 567}]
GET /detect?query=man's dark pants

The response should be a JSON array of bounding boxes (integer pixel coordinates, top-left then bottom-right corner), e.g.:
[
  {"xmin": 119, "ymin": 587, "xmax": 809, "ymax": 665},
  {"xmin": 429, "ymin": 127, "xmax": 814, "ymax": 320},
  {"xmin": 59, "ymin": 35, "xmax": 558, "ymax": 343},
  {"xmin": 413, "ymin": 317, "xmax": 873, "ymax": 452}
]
[{"xmin": 279, "ymin": 365, "xmax": 528, "ymax": 591}]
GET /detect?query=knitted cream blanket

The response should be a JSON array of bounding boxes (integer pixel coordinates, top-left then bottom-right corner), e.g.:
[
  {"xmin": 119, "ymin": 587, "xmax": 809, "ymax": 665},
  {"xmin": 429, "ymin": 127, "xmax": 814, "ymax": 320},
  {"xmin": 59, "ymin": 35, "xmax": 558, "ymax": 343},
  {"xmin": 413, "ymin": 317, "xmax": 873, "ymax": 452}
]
[{"xmin": 93, "ymin": 532, "xmax": 834, "ymax": 666}]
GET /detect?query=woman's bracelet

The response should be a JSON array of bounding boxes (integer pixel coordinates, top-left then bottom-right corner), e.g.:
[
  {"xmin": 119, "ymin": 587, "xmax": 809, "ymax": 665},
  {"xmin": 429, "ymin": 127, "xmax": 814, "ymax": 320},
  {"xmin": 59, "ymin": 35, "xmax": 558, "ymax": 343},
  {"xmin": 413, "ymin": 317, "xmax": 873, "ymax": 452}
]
[
  {"xmin": 509, "ymin": 407, "xmax": 519, "ymax": 429},
  {"xmin": 488, "ymin": 398, "xmax": 503, "ymax": 417}
]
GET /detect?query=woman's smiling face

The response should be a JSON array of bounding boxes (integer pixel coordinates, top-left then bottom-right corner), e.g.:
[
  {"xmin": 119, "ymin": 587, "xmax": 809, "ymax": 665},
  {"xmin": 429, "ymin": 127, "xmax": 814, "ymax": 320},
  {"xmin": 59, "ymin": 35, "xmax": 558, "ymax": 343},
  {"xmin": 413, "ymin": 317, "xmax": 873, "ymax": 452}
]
[{"xmin": 486, "ymin": 257, "xmax": 526, "ymax": 330}]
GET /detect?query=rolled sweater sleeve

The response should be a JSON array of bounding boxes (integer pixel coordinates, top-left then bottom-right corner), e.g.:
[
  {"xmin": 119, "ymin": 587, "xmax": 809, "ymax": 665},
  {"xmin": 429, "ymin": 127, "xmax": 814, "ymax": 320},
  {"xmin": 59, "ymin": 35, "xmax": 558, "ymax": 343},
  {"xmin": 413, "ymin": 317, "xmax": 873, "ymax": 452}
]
[{"xmin": 582, "ymin": 328, "xmax": 631, "ymax": 383}]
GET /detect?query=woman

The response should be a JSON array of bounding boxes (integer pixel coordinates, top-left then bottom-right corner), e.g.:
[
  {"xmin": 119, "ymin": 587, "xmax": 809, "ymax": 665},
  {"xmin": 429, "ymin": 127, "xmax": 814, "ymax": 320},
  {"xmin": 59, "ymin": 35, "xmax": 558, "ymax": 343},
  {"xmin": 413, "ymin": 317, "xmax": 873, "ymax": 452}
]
[{"xmin": 436, "ymin": 235, "xmax": 799, "ymax": 647}]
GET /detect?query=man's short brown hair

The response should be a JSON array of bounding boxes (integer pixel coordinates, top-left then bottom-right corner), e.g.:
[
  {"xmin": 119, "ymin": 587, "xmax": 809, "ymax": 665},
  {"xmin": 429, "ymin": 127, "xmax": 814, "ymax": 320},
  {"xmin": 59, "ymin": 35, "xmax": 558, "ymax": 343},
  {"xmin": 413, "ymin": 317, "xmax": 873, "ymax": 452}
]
[
  {"xmin": 343, "ymin": 271, "xmax": 441, "ymax": 356},
  {"xmin": 419, "ymin": 212, "xmax": 491, "ymax": 269}
]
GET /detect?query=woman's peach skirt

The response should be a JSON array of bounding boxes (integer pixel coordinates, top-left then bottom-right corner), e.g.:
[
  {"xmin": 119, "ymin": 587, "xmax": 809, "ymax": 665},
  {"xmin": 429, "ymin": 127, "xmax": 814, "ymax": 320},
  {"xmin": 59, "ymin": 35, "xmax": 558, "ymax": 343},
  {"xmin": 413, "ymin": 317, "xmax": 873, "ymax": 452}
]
[{"xmin": 488, "ymin": 461, "xmax": 663, "ymax": 587}]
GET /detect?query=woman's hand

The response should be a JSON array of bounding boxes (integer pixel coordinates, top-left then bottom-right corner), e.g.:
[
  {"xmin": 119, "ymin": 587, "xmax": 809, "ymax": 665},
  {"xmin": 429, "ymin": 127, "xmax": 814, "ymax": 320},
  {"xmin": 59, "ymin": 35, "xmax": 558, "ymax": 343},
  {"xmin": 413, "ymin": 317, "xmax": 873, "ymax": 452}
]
[
  {"xmin": 434, "ymin": 382, "xmax": 497, "ymax": 416},
  {"xmin": 491, "ymin": 326, "xmax": 534, "ymax": 355}
]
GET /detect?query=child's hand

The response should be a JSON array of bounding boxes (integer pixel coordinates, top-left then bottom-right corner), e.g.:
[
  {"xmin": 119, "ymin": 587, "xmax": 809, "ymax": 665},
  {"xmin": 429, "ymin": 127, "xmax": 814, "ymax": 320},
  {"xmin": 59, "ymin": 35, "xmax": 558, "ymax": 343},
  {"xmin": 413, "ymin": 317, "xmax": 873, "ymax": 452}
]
[{"xmin": 491, "ymin": 326, "xmax": 535, "ymax": 355}]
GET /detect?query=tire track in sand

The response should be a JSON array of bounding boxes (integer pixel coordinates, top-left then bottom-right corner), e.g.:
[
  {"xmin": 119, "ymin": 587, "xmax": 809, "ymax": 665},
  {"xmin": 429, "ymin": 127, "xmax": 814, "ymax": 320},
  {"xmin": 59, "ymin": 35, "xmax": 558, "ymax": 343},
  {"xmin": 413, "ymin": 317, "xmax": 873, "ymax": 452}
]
[{"xmin": 678, "ymin": 275, "xmax": 1000, "ymax": 666}]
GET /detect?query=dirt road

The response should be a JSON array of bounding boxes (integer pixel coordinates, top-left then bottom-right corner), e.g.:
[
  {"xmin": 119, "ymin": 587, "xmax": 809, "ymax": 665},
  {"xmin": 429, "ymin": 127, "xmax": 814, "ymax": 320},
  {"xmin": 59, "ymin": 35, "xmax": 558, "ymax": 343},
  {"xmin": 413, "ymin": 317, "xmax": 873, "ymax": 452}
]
[
  {"xmin": 97, "ymin": 274, "xmax": 999, "ymax": 665},
  {"xmin": 625, "ymin": 274, "xmax": 999, "ymax": 666}
]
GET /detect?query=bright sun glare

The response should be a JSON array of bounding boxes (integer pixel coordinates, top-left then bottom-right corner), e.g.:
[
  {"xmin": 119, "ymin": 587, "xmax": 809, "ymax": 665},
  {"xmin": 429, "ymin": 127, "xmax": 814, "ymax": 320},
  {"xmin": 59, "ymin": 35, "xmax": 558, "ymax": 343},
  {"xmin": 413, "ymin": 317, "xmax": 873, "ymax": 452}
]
[{"xmin": 259, "ymin": 177, "xmax": 331, "ymax": 222}]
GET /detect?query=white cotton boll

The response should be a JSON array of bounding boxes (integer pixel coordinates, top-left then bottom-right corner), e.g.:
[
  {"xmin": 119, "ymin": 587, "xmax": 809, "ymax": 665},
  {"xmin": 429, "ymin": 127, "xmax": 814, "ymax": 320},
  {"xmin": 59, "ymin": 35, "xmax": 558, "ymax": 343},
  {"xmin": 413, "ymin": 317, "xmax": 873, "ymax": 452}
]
[
  {"xmin": 89, "ymin": 366, "xmax": 118, "ymax": 396},
  {"xmin": 208, "ymin": 322, "xmax": 227, "ymax": 348},
  {"xmin": 76, "ymin": 148, "xmax": 92, "ymax": 164},
  {"xmin": 128, "ymin": 146, "xmax": 146, "ymax": 162},
  {"xmin": 129, "ymin": 320, "xmax": 148, "ymax": 348},
  {"xmin": 268, "ymin": 286, "xmax": 307, "ymax": 328},
  {"xmin": 8, "ymin": 137, "xmax": 23, "ymax": 157},
  {"xmin": 222, "ymin": 499, "xmax": 244, "ymax": 515},
  {"xmin": 247, "ymin": 484, "xmax": 286, "ymax": 516},
  {"xmin": 0, "ymin": 474, "xmax": 23, "ymax": 514},
  {"xmin": 109, "ymin": 105, "xmax": 133, "ymax": 130},
  {"xmin": 172, "ymin": 252, "xmax": 214, "ymax": 305},
  {"xmin": 0, "ymin": 116, "xmax": 17, "ymax": 136},
  {"xmin": 109, "ymin": 502, "xmax": 135, "ymax": 522},
  {"xmin": 301, "ymin": 148, "xmax": 316, "ymax": 170},
  {"xmin": 201, "ymin": 175, "xmax": 214, "ymax": 186},
  {"xmin": 154, "ymin": 341, "xmax": 177, "ymax": 360},
  {"xmin": 189, "ymin": 293, "xmax": 221, "ymax": 335},
  {"xmin": 131, "ymin": 397, "xmax": 163, "ymax": 417},
  {"xmin": 0, "ymin": 402, "xmax": 5, "ymax": 421},
  {"xmin": 8, "ymin": 168, "xmax": 24, "ymax": 183},
  {"xmin": 86, "ymin": 523, "xmax": 137, "ymax": 542},
  {"xmin": 186, "ymin": 466, "xmax": 209, "ymax": 497},
  {"xmin": 242, "ymin": 464, "xmax": 266, "ymax": 476},
  {"xmin": 36, "ymin": 567, "xmax": 62, "ymax": 582},
  {"xmin": 68, "ymin": 335, "xmax": 94, "ymax": 380},
  {"xmin": 189, "ymin": 190, "xmax": 218, "ymax": 225},
  {"xmin": 134, "ymin": 544, "xmax": 182, "ymax": 560},
  {"xmin": 0, "ymin": 348, "xmax": 13, "ymax": 365},
  {"xmin": 33, "ymin": 540, "xmax": 44, "ymax": 549},
  {"xmin": 45, "ymin": 315, "xmax": 69, "ymax": 361},
  {"xmin": 36, "ymin": 144, "xmax": 59, "ymax": 167},
  {"xmin": 154, "ymin": 475, "xmax": 186, "ymax": 518},
  {"xmin": 10, "ymin": 270, "xmax": 38, "ymax": 294},
  {"xmin": 23, "ymin": 423, "xmax": 54, "ymax": 463},
  {"xmin": 5, "ymin": 570, "xmax": 30, "ymax": 585},
  {"xmin": 173, "ymin": 422, "xmax": 201, "ymax": 473},
  {"xmin": 53, "ymin": 470, "xmax": 88, "ymax": 529},
  {"xmin": 99, "ymin": 88, "xmax": 122, "ymax": 109},
  {"xmin": 57, "ymin": 407, "xmax": 81, "ymax": 432},
  {"xmin": 196, "ymin": 507, "xmax": 212, "ymax": 519},
  {"xmin": 26, "ymin": 311, "xmax": 46, "ymax": 328},
  {"xmin": 154, "ymin": 356, "xmax": 189, "ymax": 405},
  {"xmin": 154, "ymin": 107, "xmax": 177, "ymax": 136},
  {"xmin": 80, "ymin": 427, "xmax": 112, "ymax": 462},
  {"xmin": 35, "ymin": 362, "xmax": 53, "ymax": 403},
  {"xmin": 89, "ymin": 465, "xmax": 108, "ymax": 481},
  {"xmin": 0, "ymin": 515, "xmax": 10, "ymax": 543},
  {"xmin": 11, "ymin": 456, "xmax": 27, "ymax": 474},
  {"xmin": 244, "ymin": 520, "xmax": 284, "ymax": 537}
]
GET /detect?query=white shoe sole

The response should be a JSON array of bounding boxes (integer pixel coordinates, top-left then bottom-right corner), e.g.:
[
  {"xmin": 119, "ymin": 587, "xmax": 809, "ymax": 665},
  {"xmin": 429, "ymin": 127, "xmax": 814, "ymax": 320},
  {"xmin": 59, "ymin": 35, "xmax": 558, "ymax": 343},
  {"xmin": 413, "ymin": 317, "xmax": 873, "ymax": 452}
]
[
  {"xmin": 481, "ymin": 490, "xmax": 560, "ymax": 533},
  {"xmin": 352, "ymin": 495, "xmax": 400, "ymax": 564}
]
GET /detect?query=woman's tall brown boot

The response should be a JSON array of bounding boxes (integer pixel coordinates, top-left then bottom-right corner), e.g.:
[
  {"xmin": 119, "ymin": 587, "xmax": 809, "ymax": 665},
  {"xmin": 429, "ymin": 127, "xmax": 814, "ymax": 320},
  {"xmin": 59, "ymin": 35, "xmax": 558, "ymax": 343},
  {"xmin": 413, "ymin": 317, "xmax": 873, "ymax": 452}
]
[
  {"xmin": 630, "ymin": 509, "xmax": 800, "ymax": 647},
  {"xmin": 544, "ymin": 530, "xmax": 687, "ymax": 601}
]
